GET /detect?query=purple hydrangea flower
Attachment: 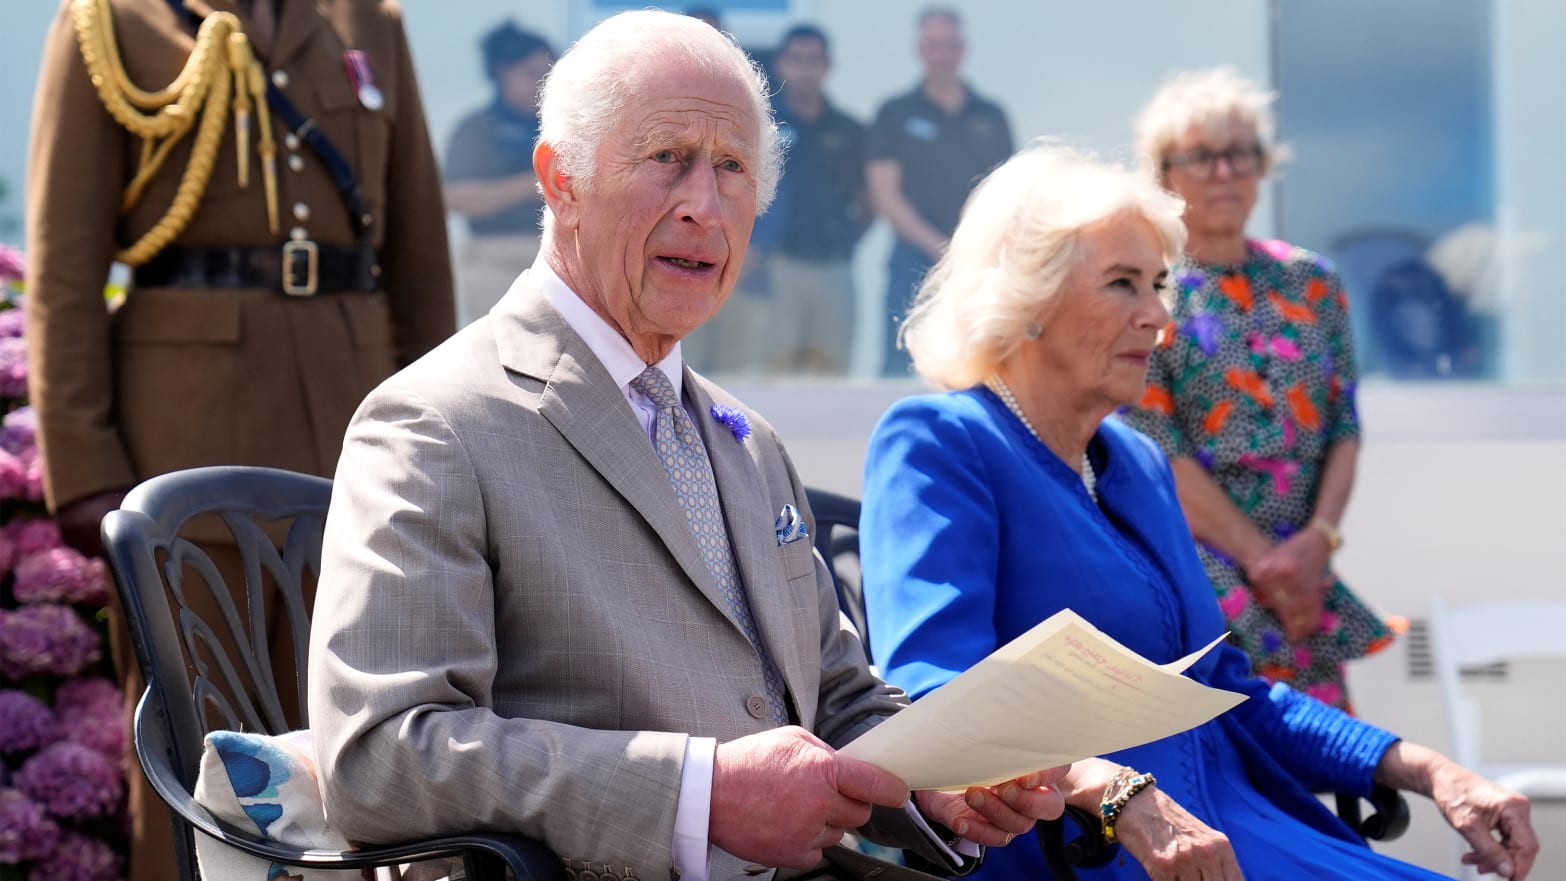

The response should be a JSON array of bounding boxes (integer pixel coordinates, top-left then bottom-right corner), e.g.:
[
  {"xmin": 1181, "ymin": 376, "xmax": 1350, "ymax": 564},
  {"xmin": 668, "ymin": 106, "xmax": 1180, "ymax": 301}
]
[
  {"xmin": 0, "ymin": 336, "xmax": 28, "ymax": 400},
  {"xmin": 0, "ymin": 447, "xmax": 28, "ymax": 502},
  {"xmin": 0, "ymin": 605, "xmax": 102, "ymax": 680},
  {"xmin": 1, "ymin": 517, "xmax": 63, "ymax": 574},
  {"xmin": 14, "ymin": 742, "xmax": 123, "ymax": 819},
  {"xmin": 0, "ymin": 788, "xmax": 63, "ymax": 863},
  {"xmin": 31, "ymin": 829, "xmax": 123, "ymax": 881},
  {"xmin": 710, "ymin": 404, "xmax": 751, "ymax": 442},
  {"xmin": 0, "ymin": 309, "xmax": 24, "ymax": 339},
  {"xmin": 0, "ymin": 690, "xmax": 60, "ymax": 754},
  {"xmin": 55, "ymin": 678, "xmax": 125, "ymax": 758},
  {"xmin": 1, "ymin": 405, "xmax": 37, "ymax": 454},
  {"xmin": 0, "ymin": 245, "xmax": 23, "ymax": 284},
  {"xmin": 13, "ymin": 547, "xmax": 111, "ymax": 606}
]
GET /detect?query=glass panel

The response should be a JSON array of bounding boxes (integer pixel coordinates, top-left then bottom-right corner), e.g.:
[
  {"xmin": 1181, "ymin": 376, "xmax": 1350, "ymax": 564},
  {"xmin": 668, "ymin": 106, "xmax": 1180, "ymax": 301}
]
[{"xmin": 1275, "ymin": 0, "xmax": 1499, "ymax": 380}]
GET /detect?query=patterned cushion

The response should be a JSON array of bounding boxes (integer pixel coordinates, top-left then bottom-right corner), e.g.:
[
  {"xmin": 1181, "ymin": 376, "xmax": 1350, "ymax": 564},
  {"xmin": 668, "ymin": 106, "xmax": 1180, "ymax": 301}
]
[{"xmin": 192, "ymin": 729, "xmax": 356, "ymax": 880}]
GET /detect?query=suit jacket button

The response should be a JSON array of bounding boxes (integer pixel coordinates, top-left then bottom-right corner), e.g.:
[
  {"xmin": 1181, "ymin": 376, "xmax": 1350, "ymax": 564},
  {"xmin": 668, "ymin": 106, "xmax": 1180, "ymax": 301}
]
[
  {"xmin": 669, "ymin": 869, "xmax": 681, "ymax": 881},
  {"xmin": 743, "ymin": 865, "xmax": 769, "ymax": 876},
  {"xmin": 745, "ymin": 694, "xmax": 768, "ymax": 719}
]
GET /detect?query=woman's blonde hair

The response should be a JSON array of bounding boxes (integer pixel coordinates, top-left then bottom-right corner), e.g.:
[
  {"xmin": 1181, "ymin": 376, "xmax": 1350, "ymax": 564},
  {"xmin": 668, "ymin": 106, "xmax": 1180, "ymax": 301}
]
[
  {"xmin": 900, "ymin": 143, "xmax": 1187, "ymax": 391},
  {"xmin": 1133, "ymin": 65, "xmax": 1287, "ymax": 179}
]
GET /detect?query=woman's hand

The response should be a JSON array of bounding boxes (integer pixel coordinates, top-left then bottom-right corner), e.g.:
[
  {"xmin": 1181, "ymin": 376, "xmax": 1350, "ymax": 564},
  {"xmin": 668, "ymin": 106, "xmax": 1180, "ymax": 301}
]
[
  {"xmin": 1430, "ymin": 762, "xmax": 1538, "ymax": 879},
  {"xmin": 1378, "ymin": 741, "xmax": 1539, "ymax": 880},
  {"xmin": 914, "ymin": 766, "xmax": 1069, "ymax": 847},
  {"xmin": 1114, "ymin": 785, "xmax": 1244, "ymax": 881},
  {"xmin": 1246, "ymin": 529, "xmax": 1331, "ymax": 642}
]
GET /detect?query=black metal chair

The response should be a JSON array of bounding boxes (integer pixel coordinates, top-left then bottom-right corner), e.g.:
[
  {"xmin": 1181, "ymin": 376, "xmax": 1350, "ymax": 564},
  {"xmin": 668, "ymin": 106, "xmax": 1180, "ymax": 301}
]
[
  {"xmin": 102, "ymin": 465, "xmax": 563, "ymax": 881},
  {"xmin": 802, "ymin": 486, "xmax": 1409, "ymax": 880}
]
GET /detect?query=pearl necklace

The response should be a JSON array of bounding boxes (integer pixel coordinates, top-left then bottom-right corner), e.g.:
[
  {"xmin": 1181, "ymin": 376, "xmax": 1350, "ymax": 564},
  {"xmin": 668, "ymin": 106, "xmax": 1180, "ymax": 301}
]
[{"xmin": 987, "ymin": 378, "xmax": 1097, "ymax": 502}]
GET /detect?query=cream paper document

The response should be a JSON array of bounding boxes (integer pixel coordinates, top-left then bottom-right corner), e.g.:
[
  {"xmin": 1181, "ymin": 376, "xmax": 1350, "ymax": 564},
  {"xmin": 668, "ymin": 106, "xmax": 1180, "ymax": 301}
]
[{"xmin": 838, "ymin": 608, "xmax": 1247, "ymax": 791}]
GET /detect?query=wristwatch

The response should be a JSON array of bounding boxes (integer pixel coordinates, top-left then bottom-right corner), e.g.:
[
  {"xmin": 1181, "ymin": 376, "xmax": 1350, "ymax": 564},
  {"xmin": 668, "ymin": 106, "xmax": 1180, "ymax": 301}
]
[{"xmin": 1100, "ymin": 768, "xmax": 1157, "ymax": 845}]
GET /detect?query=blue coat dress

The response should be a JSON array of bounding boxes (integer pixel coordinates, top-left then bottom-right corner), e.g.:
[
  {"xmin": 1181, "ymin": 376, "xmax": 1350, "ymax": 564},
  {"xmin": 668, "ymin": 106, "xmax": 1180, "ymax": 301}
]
[{"xmin": 861, "ymin": 388, "xmax": 1452, "ymax": 880}]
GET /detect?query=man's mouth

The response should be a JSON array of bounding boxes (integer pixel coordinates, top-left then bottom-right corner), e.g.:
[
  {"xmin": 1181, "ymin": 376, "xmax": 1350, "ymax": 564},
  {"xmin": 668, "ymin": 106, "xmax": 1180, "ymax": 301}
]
[{"xmin": 661, "ymin": 256, "xmax": 714, "ymax": 270}]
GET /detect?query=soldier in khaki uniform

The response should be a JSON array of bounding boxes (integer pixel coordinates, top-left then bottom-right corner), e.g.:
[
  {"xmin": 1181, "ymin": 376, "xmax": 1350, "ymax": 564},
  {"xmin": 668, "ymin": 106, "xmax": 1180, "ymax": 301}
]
[{"xmin": 24, "ymin": 2, "xmax": 455, "ymax": 878}]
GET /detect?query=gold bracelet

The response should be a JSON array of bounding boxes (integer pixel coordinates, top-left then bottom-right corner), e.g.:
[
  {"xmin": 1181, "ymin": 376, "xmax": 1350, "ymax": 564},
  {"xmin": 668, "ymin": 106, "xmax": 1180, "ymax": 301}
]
[
  {"xmin": 1100, "ymin": 767, "xmax": 1157, "ymax": 845},
  {"xmin": 1309, "ymin": 516, "xmax": 1343, "ymax": 551}
]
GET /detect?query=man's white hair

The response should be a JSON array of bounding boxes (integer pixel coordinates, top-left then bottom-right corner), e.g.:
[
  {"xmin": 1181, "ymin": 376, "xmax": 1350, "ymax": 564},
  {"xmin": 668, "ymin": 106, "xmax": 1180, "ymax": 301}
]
[
  {"xmin": 537, "ymin": 10, "xmax": 781, "ymax": 219},
  {"xmin": 901, "ymin": 143, "xmax": 1188, "ymax": 391}
]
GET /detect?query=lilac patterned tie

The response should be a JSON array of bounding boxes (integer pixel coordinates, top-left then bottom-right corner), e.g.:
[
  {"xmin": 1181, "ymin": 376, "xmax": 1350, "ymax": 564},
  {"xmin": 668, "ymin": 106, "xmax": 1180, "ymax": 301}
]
[{"xmin": 630, "ymin": 366, "xmax": 790, "ymax": 726}]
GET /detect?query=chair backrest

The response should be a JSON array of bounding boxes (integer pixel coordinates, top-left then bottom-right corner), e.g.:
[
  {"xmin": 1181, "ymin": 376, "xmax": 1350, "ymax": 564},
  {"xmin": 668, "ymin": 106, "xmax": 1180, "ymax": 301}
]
[
  {"xmin": 102, "ymin": 466, "xmax": 332, "ymax": 792},
  {"xmin": 804, "ymin": 487, "xmax": 870, "ymax": 657},
  {"xmin": 1426, "ymin": 595, "xmax": 1566, "ymax": 771}
]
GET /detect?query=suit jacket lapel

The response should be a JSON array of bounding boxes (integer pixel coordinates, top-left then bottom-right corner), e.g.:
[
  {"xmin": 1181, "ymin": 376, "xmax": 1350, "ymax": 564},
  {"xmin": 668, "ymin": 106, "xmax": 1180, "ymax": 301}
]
[
  {"xmin": 686, "ymin": 373, "xmax": 809, "ymax": 701},
  {"xmin": 493, "ymin": 275, "xmax": 749, "ymax": 638}
]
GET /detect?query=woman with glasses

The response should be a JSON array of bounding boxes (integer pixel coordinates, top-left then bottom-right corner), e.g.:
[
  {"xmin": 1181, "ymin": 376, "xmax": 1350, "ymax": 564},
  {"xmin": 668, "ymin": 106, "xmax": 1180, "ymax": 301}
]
[{"xmin": 1123, "ymin": 67, "xmax": 1402, "ymax": 712}]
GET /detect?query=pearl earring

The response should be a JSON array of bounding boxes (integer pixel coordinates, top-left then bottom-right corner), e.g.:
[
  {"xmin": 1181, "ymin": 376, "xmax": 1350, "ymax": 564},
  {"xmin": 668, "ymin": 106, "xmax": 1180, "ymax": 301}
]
[{"xmin": 1025, "ymin": 322, "xmax": 1042, "ymax": 341}]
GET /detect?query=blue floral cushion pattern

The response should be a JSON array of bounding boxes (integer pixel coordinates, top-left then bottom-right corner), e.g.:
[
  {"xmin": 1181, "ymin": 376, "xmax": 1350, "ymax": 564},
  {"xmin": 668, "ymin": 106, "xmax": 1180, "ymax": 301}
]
[{"xmin": 192, "ymin": 729, "xmax": 355, "ymax": 880}]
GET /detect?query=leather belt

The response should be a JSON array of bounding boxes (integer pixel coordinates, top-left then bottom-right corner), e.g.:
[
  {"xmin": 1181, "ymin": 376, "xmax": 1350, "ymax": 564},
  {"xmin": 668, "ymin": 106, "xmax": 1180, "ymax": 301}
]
[{"xmin": 132, "ymin": 242, "xmax": 381, "ymax": 297}]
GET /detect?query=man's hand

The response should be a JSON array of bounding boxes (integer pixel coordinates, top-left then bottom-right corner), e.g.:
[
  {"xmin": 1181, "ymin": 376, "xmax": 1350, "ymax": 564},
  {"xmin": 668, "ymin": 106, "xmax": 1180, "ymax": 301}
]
[
  {"xmin": 1114, "ymin": 786, "xmax": 1243, "ymax": 881},
  {"xmin": 913, "ymin": 766, "xmax": 1069, "ymax": 847},
  {"xmin": 56, "ymin": 490, "xmax": 128, "ymax": 558},
  {"xmin": 710, "ymin": 727, "xmax": 910, "ymax": 869}
]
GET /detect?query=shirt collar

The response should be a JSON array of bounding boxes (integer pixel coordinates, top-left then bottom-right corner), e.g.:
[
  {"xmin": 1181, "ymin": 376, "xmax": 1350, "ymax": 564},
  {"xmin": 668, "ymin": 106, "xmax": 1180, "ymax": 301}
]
[{"xmin": 531, "ymin": 257, "xmax": 684, "ymax": 401}]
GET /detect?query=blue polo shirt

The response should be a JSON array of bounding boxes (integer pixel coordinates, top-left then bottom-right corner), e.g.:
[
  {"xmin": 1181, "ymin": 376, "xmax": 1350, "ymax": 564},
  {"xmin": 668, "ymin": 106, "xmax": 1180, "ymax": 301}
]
[
  {"xmin": 867, "ymin": 83, "xmax": 1014, "ymax": 239},
  {"xmin": 755, "ymin": 98, "xmax": 868, "ymax": 263}
]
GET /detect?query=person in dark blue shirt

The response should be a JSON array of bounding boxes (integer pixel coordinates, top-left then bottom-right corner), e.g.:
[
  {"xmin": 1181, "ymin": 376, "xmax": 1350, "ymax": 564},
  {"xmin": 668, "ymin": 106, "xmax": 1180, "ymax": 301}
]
[
  {"xmin": 751, "ymin": 24, "xmax": 868, "ymax": 375},
  {"xmin": 867, "ymin": 8, "xmax": 1013, "ymax": 377},
  {"xmin": 444, "ymin": 22, "xmax": 554, "ymax": 325}
]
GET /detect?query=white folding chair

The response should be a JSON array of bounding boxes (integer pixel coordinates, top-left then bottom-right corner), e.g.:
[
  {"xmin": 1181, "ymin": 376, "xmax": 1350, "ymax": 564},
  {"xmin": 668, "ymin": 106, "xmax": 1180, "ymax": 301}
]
[{"xmin": 1426, "ymin": 595, "xmax": 1566, "ymax": 878}]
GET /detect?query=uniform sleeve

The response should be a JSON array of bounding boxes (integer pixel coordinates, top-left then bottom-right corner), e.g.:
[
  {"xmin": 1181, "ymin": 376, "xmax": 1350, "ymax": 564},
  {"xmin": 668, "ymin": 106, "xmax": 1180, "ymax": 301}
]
[
  {"xmin": 24, "ymin": 1, "xmax": 136, "ymax": 510},
  {"xmin": 860, "ymin": 399, "xmax": 1001, "ymax": 700},
  {"xmin": 308, "ymin": 385, "xmax": 687, "ymax": 875},
  {"xmin": 379, "ymin": 7, "xmax": 456, "ymax": 363},
  {"xmin": 1318, "ymin": 266, "xmax": 1362, "ymax": 444}
]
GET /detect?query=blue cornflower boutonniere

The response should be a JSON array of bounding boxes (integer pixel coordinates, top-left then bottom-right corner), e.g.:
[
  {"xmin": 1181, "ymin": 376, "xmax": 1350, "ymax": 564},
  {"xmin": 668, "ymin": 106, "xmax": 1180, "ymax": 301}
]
[{"xmin": 710, "ymin": 404, "xmax": 751, "ymax": 443}]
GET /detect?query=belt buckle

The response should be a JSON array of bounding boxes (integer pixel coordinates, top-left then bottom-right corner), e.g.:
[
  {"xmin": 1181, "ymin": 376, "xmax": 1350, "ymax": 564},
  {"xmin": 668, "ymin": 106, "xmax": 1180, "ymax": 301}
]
[{"xmin": 282, "ymin": 239, "xmax": 319, "ymax": 296}]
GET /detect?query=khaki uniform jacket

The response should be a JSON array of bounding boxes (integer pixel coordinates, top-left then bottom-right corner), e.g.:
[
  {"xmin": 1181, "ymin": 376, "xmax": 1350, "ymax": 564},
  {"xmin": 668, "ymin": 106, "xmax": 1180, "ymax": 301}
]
[
  {"xmin": 309, "ymin": 274, "xmax": 958, "ymax": 881},
  {"xmin": 25, "ymin": 0, "xmax": 455, "ymax": 509}
]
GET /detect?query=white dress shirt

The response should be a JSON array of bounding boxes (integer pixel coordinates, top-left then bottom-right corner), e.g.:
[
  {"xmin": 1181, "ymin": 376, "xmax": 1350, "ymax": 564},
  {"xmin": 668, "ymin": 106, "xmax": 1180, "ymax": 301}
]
[
  {"xmin": 529, "ymin": 260, "xmax": 975, "ymax": 877},
  {"xmin": 531, "ymin": 260, "xmax": 717, "ymax": 880}
]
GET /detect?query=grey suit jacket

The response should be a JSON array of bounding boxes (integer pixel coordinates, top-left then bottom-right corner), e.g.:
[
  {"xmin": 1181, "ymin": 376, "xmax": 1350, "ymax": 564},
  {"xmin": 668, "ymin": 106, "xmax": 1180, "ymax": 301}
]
[{"xmin": 309, "ymin": 273, "xmax": 933, "ymax": 881}]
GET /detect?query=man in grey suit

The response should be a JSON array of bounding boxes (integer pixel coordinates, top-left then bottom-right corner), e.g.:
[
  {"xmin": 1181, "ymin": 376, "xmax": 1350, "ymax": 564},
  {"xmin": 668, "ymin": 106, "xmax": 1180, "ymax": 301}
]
[{"xmin": 308, "ymin": 11, "xmax": 1065, "ymax": 881}]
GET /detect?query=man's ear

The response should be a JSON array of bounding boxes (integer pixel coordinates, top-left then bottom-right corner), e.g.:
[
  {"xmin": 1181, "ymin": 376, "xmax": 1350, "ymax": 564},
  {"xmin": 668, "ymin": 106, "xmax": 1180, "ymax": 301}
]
[{"xmin": 535, "ymin": 141, "xmax": 580, "ymax": 229}]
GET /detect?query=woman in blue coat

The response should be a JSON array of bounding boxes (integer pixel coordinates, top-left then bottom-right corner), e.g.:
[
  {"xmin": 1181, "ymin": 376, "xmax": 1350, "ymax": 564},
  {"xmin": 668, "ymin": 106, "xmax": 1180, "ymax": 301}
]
[{"xmin": 860, "ymin": 144, "xmax": 1537, "ymax": 880}]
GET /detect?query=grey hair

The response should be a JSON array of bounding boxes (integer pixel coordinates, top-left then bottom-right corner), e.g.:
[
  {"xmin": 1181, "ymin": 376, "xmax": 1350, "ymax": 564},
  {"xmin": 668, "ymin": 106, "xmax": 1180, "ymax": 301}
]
[
  {"xmin": 1134, "ymin": 65, "xmax": 1289, "ymax": 179},
  {"xmin": 901, "ymin": 143, "xmax": 1188, "ymax": 391},
  {"xmin": 536, "ymin": 10, "xmax": 781, "ymax": 216}
]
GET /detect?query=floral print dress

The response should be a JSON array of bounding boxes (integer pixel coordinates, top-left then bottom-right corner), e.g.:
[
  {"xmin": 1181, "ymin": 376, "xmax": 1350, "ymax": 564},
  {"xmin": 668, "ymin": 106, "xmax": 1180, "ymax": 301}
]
[{"xmin": 1123, "ymin": 239, "xmax": 1399, "ymax": 710}]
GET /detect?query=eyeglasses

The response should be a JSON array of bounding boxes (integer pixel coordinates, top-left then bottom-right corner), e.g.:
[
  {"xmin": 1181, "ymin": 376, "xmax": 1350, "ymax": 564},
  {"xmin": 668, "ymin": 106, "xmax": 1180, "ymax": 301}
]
[{"xmin": 1163, "ymin": 143, "xmax": 1265, "ymax": 180}]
